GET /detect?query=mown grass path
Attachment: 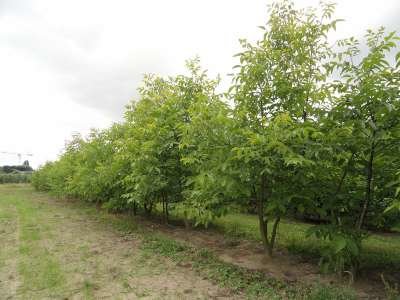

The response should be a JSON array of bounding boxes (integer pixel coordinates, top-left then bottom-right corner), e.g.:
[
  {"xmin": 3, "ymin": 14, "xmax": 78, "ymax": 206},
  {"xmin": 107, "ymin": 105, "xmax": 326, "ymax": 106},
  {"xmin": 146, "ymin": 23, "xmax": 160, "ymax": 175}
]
[
  {"xmin": 0, "ymin": 185, "xmax": 234, "ymax": 299},
  {"xmin": 0, "ymin": 191, "xmax": 19, "ymax": 299}
]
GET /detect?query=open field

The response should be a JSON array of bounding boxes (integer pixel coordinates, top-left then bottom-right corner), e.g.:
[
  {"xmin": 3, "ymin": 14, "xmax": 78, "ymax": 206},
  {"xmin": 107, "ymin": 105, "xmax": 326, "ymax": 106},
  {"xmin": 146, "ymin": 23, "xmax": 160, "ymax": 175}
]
[
  {"xmin": 0, "ymin": 185, "xmax": 237, "ymax": 299},
  {"xmin": 1, "ymin": 184, "xmax": 399, "ymax": 299}
]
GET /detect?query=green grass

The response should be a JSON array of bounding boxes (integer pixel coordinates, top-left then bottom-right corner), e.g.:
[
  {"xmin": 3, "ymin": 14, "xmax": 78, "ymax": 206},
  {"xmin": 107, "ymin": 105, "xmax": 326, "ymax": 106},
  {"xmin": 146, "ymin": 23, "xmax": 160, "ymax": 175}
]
[
  {"xmin": 0, "ymin": 185, "xmax": 66, "ymax": 299},
  {"xmin": 13, "ymin": 191, "xmax": 65, "ymax": 295},
  {"xmin": 137, "ymin": 234, "xmax": 356, "ymax": 299},
  {"xmin": 82, "ymin": 279, "xmax": 95, "ymax": 299},
  {"xmin": 212, "ymin": 213, "xmax": 400, "ymax": 273},
  {"xmin": 0, "ymin": 200, "xmax": 15, "ymax": 271}
]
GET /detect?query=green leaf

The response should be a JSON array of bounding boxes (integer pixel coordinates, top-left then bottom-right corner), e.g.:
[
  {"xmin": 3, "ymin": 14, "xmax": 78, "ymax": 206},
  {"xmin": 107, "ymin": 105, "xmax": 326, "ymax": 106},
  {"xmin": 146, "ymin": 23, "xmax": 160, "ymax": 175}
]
[{"xmin": 333, "ymin": 237, "xmax": 347, "ymax": 253}]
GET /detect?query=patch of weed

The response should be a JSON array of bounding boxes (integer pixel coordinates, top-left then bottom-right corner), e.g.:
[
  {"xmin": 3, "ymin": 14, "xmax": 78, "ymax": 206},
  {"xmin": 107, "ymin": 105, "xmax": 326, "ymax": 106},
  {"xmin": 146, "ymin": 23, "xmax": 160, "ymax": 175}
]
[{"xmin": 137, "ymin": 231, "xmax": 355, "ymax": 299}]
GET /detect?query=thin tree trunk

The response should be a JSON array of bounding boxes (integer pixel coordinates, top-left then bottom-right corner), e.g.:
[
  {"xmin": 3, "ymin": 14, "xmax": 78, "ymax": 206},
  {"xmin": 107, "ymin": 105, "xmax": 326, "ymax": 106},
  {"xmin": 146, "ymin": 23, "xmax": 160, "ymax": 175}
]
[
  {"xmin": 332, "ymin": 152, "xmax": 355, "ymax": 225},
  {"xmin": 165, "ymin": 195, "xmax": 169, "ymax": 224},
  {"xmin": 133, "ymin": 201, "xmax": 137, "ymax": 216},
  {"xmin": 357, "ymin": 139, "xmax": 375, "ymax": 230},
  {"xmin": 257, "ymin": 176, "xmax": 274, "ymax": 256},
  {"xmin": 162, "ymin": 197, "xmax": 166, "ymax": 221},
  {"xmin": 144, "ymin": 202, "xmax": 153, "ymax": 216},
  {"xmin": 162, "ymin": 193, "xmax": 169, "ymax": 224},
  {"xmin": 257, "ymin": 199, "xmax": 269, "ymax": 250},
  {"xmin": 302, "ymin": 110, "xmax": 307, "ymax": 122},
  {"xmin": 183, "ymin": 215, "xmax": 190, "ymax": 230},
  {"xmin": 336, "ymin": 152, "xmax": 355, "ymax": 195},
  {"xmin": 269, "ymin": 216, "xmax": 281, "ymax": 257}
]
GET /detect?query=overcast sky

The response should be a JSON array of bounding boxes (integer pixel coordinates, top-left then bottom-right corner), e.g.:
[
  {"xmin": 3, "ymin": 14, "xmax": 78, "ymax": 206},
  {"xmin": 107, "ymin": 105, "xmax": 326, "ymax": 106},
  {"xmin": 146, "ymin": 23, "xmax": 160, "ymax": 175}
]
[{"xmin": 0, "ymin": 0, "xmax": 399, "ymax": 168}]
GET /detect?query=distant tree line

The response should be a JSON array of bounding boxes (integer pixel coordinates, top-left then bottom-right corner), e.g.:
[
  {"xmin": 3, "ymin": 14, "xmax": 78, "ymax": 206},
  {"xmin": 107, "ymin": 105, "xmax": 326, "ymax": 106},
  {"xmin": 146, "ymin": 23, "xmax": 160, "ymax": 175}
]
[
  {"xmin": 0, "ymin": 173, "xmax": 31, "ymax": 184},
  {"xmin": 1, "ymin": 163, "xmax": 33, "ymax": 174},
  {"xmin": 0, "ymin": 161, "xmax": 33, "ymax": 184}
]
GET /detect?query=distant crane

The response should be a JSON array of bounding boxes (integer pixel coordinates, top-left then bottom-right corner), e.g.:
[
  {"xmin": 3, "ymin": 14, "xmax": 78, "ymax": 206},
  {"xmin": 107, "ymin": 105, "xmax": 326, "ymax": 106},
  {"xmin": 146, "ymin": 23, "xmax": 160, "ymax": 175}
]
[{"xmin": 0, "ymin": 151, "xmax": 33, "ymax": 165}]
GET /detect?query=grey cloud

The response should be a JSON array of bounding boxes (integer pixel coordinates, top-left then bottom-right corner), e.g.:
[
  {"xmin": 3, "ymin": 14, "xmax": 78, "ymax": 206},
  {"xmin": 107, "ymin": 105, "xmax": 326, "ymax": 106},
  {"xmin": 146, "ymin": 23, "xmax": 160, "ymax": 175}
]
[
  {"xmin": 0, "ymin": 11, "xmax": 169, "ymax": 118},
  {"xmin": 66, "ymin": 57, "xmax": 168, "ymax": 118},
  {"xmin": 1, "ymin": 0, "xmax": 399, "ymax": 121}
]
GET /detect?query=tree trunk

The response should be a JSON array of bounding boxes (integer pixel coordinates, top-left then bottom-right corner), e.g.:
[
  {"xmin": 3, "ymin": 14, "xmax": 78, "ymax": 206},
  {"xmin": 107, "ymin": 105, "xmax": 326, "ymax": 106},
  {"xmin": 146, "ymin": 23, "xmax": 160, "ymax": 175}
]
[
  {"xmin": 257, "ymin": 176, "xmax": 276, "ymax": 257},
  {"xmin": 133, "ymin": 201, "xmax": 137, "ymax": 216},
  {"xmin": 332, "ymin": 152, "xmax": 355, "ymax": 225},
  {"xmin": 257, "ymin": 198, "xmax": 269, "ymax": 251},
  {"xmin": 165, "ymin": 196, "xmax": 169, "ymax": 224},
  {"xmin": 144, "ymin": 202, "xmax": 153, "ymax": 216},
  {"xmin": 162, "ymin": 197, "xmax": 165, "ymax": 220},
  {"xmin": 336, "ymin": 152, "xmax": 355, "ymax": 196},
  {"xmin": 357, "ymin": 138, "xmax": 375, "ymax": 230},
  {"xmin": 302, "ymin": 110, "xmax": 307, "ymax": 122},
  {"xmin": 269, "ymin": 216, "xmax": 281, "ymax": 256},
  {"xmin": 183, "ymin": 217, "xmax": 190, "ymax": 230},
  {"xmin": 162, "ymin": 193, "xmax": 169, "ymax": 224}
]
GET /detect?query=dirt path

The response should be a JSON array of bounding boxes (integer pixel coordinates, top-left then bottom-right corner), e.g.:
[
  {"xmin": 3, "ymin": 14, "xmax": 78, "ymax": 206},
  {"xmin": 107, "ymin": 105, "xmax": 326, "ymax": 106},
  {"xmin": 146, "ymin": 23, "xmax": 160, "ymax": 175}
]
[
  {"xmin": 141, "ymin": 218, "xmax": 380, "ymax": 299},
  {"xmin": 143, "ymin": 220, "xmax": 333, "ymax": 283},
  {"xmin": 0, "ymin": 185, "xmax": 239, "ymax": 299}
]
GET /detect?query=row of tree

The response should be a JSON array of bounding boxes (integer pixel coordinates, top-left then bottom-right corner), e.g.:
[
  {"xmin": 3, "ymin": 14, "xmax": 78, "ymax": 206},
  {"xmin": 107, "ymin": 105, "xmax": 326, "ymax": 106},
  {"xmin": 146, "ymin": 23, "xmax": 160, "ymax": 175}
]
[
  {"xmin": 0, "ymin": 173, "xmax": 31, "ymax": 184},
  {"xmin": 32, "ymin": 1, "xmax": 400, "ymax": 275}
]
